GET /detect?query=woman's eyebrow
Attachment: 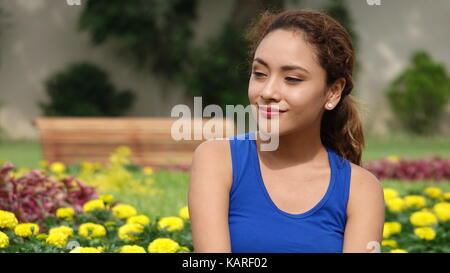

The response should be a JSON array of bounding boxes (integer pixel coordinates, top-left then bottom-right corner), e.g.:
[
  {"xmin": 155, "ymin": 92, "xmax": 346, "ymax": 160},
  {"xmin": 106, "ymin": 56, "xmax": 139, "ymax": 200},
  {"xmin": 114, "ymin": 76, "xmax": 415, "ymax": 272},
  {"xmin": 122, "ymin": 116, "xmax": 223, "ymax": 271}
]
[{"xmin": 253, "ymin": 57, "xmax": 309, "ymax": 74}]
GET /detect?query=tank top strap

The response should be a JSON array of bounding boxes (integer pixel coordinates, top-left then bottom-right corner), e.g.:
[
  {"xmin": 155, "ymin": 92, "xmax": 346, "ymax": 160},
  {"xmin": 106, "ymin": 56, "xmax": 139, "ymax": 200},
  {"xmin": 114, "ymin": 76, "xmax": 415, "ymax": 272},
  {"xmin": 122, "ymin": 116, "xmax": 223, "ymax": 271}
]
[
  {"xmin": 326, "ymin": 146, "xmax": 352, "ymax": 226},
  {"xmin": 227, "ymin": 132, "xmax": 255, "ymax": 197}
]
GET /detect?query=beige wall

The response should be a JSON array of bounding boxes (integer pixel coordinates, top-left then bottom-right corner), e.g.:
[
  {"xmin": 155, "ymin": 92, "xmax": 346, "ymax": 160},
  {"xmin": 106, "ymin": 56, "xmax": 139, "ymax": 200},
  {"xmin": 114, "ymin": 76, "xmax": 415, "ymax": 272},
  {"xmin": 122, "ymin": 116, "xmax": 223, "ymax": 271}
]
[{"xmin": 0, "ymin": 0, "xmax": 449, "ymax": 139}]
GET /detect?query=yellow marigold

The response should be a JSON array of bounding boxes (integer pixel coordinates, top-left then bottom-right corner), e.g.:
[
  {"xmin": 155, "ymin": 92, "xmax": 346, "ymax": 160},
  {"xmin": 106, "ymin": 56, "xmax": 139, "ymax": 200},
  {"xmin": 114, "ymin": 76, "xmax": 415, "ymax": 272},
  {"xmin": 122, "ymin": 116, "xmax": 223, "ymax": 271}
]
[
  {"xmin": 78, "ymin": 223, "xmax": 106, "ymax": 239},
  {"xmin": 70, "ymin": 247, "xmax": 102, "ymax": 253},
  {"xmin": 143, "ymin": 167, "xmax": 154, "ymax": 175},
  {"xmin": 36, "ymin": 233, "xmax": 48, "ymax": 241},
  {"xmin": 403, "ymin": 195, "xmax": 427, "ymax": 209},
  {"xmin": 14, "ymin": 223, "xmax": 39, "ymax": 237},
  {"xmin": 381, "ymin": 240, "xmax": 398, "ymax": 248},
  {"xmin": 414, "ymin": 227, "xmax": 436, "ymax": 240},
  {"xmin": 104, "ymin": 221, "xmax": 117, "ymax": 227},
  {"xmin": 118, "ymin": 223, "xmax": 144, "ymax": 241},
  {"xmin": 383, "ymin": 222, "xmax": 402, "ymax": 238},
  {"xmin": 386, "ymin": 197, "xmax": 405, "ymax": 213},
  {"xmin": 383, "ymin": 188, "xmax": 399, "ymax": 201},
  {"xmin": 386, "ymin": 155, "xmax": 400, "ymax": 163},
  {"xmin": 148, "ymin": 238, "xmax": 180, "ymax": 253},
  {"xmin": 179, "ymin": 206, "xmax": 189, "ymax": 220},
  {"xmin": 99, "ymin": 194, "xmax": 114, "ymax": 204},
  {"xmin": 0, "ymin": 231, "xmax": 9, "ymax": 248},
  {"xmin": 119, "ymin": 245, "xmax": 146, "ymax": 253},
  {"xmin": 433, "ymin": 202, "xmax": 450, "ymax": 222},
  {"xmin": 443, "ymin": 192, "xmax": 450, "ymax": 201},
  {"xmin": 39, "ymin": 160, "xmax": 49, "ymax": 169},
  {"xmin": 390, "ymin": 249, "xmax": 408, "ymax": 253},
  {"xmin": 112, "ymin": 204, "xmax": 137, "ymax": 219},
  {"xmin": 0, "ymin": 210, "xmax": 19, "ymax": 229},
  {"xmin": 46, "ymin": 232, "xmax": 69, "ymax": 248},
  {"xmin": 49, "ymin": 226, "xmax": 73, "ymax": 237},
  {"xmin": 423, "ymin": 187, "xmax": 443, "ymax": 199},
  {"xmin": 410, "ymin": 211, "xmax": 438, "ymax": 227},
  {"xmin": 50, "ymin": 162, "xmax": 66, "ymax": 173},
  {"xmin": 83, "ymin": 199, "xmax": 106, "ymax": 213},
  {"xmin": 56, "ymin": 208, "xmax": 75, "ymax": 219},
  {"xmin": 127, "ymin": 215, "xmax": 150, "ymax": 226},
  {"xmin": 157, "ymin": 216, "xmax": 184, "ymax": 232}
]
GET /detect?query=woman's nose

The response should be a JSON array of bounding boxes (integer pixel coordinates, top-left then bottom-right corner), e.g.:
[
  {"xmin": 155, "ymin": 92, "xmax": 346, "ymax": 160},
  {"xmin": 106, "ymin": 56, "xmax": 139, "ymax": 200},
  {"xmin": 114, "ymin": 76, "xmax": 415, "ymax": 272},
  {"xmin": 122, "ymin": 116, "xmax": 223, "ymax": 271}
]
[{"xmin": 261, "ymin": 78, "xmax": 281, "ymax": 101}]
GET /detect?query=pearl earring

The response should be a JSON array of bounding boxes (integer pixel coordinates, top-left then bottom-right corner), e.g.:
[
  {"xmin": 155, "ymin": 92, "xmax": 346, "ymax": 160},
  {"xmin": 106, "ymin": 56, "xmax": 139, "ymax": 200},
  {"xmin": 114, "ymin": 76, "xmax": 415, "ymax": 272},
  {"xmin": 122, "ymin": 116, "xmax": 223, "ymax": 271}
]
[{"xmin": 327, "ymin": 103, "xmax": 333, "ymax": 109}]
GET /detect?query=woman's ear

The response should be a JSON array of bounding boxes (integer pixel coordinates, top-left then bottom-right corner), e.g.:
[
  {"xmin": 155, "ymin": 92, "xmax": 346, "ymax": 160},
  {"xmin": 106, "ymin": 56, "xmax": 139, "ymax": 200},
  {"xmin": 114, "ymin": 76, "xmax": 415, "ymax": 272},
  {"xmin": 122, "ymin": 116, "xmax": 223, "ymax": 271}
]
[
  {"xmin": 325, "ymin": 77, "xmax": 346, "ymax": 110},
  {"xmin": 328, "ymin": 78, "xmax": 346, "ymax": 102}
]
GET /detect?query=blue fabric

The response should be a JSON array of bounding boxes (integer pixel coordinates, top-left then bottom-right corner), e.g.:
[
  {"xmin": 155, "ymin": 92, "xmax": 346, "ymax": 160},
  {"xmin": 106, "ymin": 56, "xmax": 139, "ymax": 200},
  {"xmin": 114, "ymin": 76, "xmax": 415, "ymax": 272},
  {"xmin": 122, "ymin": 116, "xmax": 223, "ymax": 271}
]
[{"xmin": 227, "ymin": 131, "xmax": 351, "ymax": 253}]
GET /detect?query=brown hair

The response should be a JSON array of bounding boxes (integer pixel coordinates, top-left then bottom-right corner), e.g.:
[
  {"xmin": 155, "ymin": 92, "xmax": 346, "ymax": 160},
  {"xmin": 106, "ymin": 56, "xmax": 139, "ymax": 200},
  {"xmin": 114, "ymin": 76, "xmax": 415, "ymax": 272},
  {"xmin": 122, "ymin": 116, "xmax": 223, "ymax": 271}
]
[{"xmin": 245, "ymin": 9, "xmax": 365, "ymax": 166}]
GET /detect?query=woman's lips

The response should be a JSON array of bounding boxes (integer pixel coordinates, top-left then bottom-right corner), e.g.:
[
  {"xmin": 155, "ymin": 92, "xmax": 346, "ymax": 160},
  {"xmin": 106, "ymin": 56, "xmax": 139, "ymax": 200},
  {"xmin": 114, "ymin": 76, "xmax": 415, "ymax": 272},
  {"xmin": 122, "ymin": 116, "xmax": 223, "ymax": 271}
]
[{"xmin": 258, "ymin": 106, "xmax": 286, "ymax": 118}]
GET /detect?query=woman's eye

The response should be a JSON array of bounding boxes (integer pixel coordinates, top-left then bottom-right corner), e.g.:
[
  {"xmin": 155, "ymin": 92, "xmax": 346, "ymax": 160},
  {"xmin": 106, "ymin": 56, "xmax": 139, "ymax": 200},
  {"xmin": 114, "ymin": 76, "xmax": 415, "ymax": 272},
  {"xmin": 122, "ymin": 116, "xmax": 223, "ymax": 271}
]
[
  {"xmin": 252, "ymin": 72, "xmax": 266, "ymax": 78},
  {"xmin": 285, "ymin": 77, "xmax": 302, "ymax": 83}
]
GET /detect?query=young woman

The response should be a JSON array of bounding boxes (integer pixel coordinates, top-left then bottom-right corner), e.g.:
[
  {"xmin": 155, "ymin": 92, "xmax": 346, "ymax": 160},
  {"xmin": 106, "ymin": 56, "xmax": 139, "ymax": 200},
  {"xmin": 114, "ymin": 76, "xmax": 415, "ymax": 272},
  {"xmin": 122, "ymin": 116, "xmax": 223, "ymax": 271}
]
[{"xmin": 188, "ymin": 9, "xmax": 385, "ymax": 253}]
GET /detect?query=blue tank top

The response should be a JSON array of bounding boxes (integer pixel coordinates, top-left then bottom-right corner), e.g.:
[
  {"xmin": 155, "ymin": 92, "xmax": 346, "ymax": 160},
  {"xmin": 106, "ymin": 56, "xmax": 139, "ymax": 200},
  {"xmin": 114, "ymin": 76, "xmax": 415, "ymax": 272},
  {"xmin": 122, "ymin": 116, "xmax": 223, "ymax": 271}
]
[{"xmin": 227, "ymin": 131, "xmax": 351, "ymax": 253}]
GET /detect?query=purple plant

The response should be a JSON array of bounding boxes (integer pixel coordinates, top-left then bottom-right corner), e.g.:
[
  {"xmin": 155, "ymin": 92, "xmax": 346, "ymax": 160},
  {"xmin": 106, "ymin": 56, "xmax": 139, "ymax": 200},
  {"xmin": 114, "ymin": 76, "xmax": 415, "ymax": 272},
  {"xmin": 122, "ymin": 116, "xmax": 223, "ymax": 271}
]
[
  {"xmin": 362, "ymin": 156, "xmax": 450, "ymax": 181},
  {"xmin": 0, "ymin": 162, "xmax": 98, "ymax": 222}
]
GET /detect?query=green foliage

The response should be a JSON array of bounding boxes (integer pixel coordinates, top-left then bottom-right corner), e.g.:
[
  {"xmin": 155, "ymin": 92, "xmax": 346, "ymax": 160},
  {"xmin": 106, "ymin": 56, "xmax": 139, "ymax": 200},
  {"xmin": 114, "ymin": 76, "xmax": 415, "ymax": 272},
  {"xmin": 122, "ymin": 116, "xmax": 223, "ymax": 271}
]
[
  {"xmin": 79, "ymin": 0, "xmax": 197, "ymax": 80},
  {"xmin": 385, "ymin": 51, "xmax": 450, "ymax": 135},
  {"xmin": 40, "ymin": 62, "xmax": 135, "ymax": 117},
  {"xmin": 180, "ymin": 23, "xmax": 250, "ymax": 109}
]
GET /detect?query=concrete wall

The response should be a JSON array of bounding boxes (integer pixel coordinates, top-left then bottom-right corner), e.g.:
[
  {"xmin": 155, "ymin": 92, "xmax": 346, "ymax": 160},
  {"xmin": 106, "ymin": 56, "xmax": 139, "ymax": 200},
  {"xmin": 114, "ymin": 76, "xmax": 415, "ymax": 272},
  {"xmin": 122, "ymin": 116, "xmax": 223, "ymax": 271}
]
[{"xmin": 0, "ymin": 0, "xmax": 449, "ymax": 139}]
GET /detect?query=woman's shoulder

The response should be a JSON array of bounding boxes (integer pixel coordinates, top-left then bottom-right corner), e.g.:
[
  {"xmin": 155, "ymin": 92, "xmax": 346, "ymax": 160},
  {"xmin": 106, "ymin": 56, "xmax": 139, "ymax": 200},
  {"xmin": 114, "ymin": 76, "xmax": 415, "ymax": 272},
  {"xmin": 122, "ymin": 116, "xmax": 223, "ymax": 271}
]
[
  {"xmin": 191, "ymin": 138, "xmax": 233, "ymax": 190},
  {"xmin": 346, "ymin": 162, "xmax": 385, "ymax": 216}
]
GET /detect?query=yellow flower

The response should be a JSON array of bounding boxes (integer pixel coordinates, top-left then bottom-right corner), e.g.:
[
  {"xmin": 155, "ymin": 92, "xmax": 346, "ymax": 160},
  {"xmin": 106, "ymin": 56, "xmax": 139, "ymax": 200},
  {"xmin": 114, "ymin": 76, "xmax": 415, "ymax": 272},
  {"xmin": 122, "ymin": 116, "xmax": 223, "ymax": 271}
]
[
  {"xmin": 127, "ymin": 215, "xmax": 150, "ymax": 226},
  {"xmin": 104, "ymin": 221, "xmax": 117, "ymax": 227},
  {"xmin": 414, "ymin": 227, "xmax": 436, "ymax": 240},
  {"xmin": 386, "ymin": 197, "xmax": 405, "ymax": 213},
  {"xmin": 78, "ymin": 223, "xmax": 106, "ymax": 239},
  {"xmin": 46, "ymin": 232, "xmax": 69, "ymax": 248},
  {"xmin": 403, "ymin": 195, "xmax": 427, "ymax": 209},
  {"xmin": 39, "ymin": 160, "xmax": 49, "ymax": 169},
  {"xmin": 118, "ymin": 223, "xmax": 144, "ymax": 241},
  {"xmin": 423, "ymin": 187, "xmax": 443, "ymax": 199},
  {"xmin": 442, "ymin": 192, "xmax": 450, "ymax": 201},
  {"xmin": 383, "ymin": 222, "xmax": 402, "ymax": 238},
  {"xmin": 49, "ymin": 226, "xmax": 73, "ymax": 237},
  {"xmin": 83, "ymin": 199, "xmax": 106, "ymax": 213},
  {"xmin": 410, "ymin": 211, "xmax": 438, "ymax": 227},
  {"xmin": 179, "ymin": 206, "xmax": 190, "ymax": 220},
  {"xmin": 383, "ymin": 188, "xmax": 399, "ymax": 201},
  {"xmin": 157, "ymin": 216, "xmax": 184, "ymax": 232},
  {"xmin": 50, "ymin": 162, "xmax": 66, "ymax": 173},
  {"xmin": 70, "ymin": 247, "xmax": 102, "ymax": 253},
  {"xmin": 148, "ymin": 238, "xmax": 180, "ymax": 253},
  {"xmin": 381, "ymin": 240, "xmax": 398, "ymax": 248},
  {"xmin": 112, "ymin": 204, "xmax": 137, "ymax": 219},
  {"xmin": 433, "ymin": 202, "xmax": 450, "ymax": 222},
  {"xmin": 99, "ymin": 194, "xmax": 114, "ymax": 204},
  {"xmin": 0, "ymin": 210, "xmax": 19, "ymax": 229},
  {"xmin": 36, "ymin": 233, "xmax": 48, "ymax": 241},
  {"xmin": 56, "ymin": 208, "xmax": 75, "ymax": 219},
  {"xmin": 386, "ymin": 155, "xmax": 400, "ymax": 163},
  {"xmin": 143, "ymin": 167, "xmax": 154, "ymax": 175},
  {"xmin": 390, "ymin": 249, "xmax": 408, "ymax": 253},
  {"xmin": 119, "ymin": 245, "xmax": 146, "ymax": 253},
  {"xmin": 0, "ymin": 231, "xmax": 9, "ymax": 248},
  {"xmin": 14, "ymin": 223, "xmax": 39, "ymax": 237}
]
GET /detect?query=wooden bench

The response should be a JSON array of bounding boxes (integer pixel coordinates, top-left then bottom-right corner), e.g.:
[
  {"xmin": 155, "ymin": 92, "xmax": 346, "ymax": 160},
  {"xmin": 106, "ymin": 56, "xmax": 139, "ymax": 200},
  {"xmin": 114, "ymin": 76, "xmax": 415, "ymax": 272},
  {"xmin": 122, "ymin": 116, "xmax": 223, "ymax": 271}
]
[{"xmin": 33, "ymin": 117, "xmax": 236, "ymax": 170}]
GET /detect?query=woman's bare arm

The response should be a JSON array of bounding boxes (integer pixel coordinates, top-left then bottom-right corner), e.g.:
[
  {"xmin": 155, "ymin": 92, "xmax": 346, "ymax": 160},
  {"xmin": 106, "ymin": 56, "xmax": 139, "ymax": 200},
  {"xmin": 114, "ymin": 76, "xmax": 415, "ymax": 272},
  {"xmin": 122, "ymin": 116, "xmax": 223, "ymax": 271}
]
[
  {"xmin": 188, "ymin": 139, "xmax": 233, "ymax": 253},
  {"xmin": 343, "ymin": 163, "xmax": 385, "ymax": 253}
]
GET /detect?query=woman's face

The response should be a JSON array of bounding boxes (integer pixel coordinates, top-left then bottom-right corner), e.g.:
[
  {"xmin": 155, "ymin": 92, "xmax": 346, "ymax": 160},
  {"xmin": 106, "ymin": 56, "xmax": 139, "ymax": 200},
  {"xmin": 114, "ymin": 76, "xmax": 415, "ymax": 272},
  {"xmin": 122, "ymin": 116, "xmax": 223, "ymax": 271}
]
[{"xmin": 248, "ymin": 29, "xmax": 340, "ymax": 137}]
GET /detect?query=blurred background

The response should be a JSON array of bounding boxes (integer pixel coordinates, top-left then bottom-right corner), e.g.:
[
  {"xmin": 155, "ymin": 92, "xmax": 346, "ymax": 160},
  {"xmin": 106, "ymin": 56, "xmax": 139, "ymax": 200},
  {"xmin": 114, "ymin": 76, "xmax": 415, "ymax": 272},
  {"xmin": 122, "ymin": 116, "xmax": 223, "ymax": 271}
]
[{"xmin": 0, "ymin": 0, "xmax": 450, "ymax": 253}]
